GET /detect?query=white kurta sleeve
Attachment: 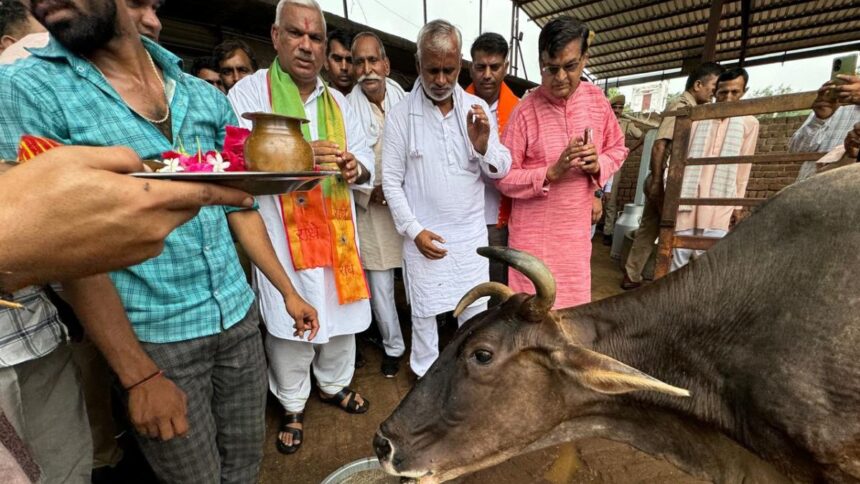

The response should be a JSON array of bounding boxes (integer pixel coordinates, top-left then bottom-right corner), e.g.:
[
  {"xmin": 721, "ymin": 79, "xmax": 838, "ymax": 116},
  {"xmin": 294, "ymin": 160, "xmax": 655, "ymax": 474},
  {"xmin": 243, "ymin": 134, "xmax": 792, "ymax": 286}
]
[
  {"xmin": 227, "ymin": 71, "xmax": 268, "ymax": 130},
  {"xmin": 335, "ymin": 90, "xmax": 375, "ymax": 190},
  {"xmin": 382, "ymin": 106, "xmax": 424, "ymax": 241},
  {"xmin": 471, "ymin": 99, "xmax": 512, "ymax": 179}
]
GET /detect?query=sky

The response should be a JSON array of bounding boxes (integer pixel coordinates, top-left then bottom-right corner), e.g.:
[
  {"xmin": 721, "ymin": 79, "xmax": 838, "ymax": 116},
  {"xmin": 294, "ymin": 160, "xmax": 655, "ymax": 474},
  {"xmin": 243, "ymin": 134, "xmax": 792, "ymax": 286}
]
[{"xmin": 318, "ymin": 0, "xmax": 852, "ymax": 101}]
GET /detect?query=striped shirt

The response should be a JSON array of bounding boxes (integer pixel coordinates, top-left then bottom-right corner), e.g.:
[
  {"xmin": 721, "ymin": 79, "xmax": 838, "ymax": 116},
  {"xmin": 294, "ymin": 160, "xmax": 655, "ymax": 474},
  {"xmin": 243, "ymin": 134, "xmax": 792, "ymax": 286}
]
[
  {"xmin": 0, "ymin": 36, "xmax": 254, "ymax": 343},
  {"xmin": 788, "ymin": 105, "xmax": 860, "ymax": 181}
]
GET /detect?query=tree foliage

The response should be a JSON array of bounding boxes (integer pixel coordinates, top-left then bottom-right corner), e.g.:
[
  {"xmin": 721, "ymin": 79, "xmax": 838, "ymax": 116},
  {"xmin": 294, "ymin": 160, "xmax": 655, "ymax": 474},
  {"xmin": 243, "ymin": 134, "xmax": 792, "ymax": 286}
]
[
  {"xmin": 747, "ymin": 84, "xmax": 811, "ymax": 118},
  {"xmin": 748, "ymin": 83, "xmax": 794, "ymax": 99}
]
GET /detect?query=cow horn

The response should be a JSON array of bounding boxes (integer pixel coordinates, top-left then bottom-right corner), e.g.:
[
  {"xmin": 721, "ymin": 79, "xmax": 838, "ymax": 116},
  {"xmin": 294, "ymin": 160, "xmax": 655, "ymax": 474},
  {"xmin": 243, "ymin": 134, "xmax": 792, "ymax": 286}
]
[
  {"xmin": 477, "ymin": 247, "xmax": 556, "ymax": 320},
  {"xmin": 453, "ymin": 282, "xmax": 514, "ymax": 318}
]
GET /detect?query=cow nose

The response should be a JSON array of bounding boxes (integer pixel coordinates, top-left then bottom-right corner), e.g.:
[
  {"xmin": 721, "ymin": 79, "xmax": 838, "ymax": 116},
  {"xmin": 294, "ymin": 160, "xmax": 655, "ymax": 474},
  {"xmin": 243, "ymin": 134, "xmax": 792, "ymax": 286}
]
[{"xmin": 373, "ymin": 432, "xmax": 393, "ymax": 462}]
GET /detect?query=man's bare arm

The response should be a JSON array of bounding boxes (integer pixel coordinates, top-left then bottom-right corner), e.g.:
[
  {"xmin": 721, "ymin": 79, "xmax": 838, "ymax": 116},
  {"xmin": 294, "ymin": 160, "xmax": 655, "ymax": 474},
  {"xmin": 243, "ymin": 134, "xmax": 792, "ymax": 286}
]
[
  {"xmin": 645, "ymin": 139, "xmax": 672, "ymax": 206},
  {"xmin": 650, "ymin": 139, "xmax": 671, "ymax": 180},
  {"xmin": 62, "ymin": 275, "xmax": 189, "ymax": 441},
  {"xmin": 227, "ymin": 210, "xmax": 319, "ymax": 340}
]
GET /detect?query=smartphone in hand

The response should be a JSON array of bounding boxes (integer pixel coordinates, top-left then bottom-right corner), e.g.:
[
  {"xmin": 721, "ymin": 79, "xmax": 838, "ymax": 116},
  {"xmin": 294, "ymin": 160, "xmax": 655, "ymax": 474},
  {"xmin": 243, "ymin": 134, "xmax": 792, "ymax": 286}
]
[
  {"xmin": 831, "ymin": 53, "xmax": 859, "ymax": 85},
  {"xmin": 827, "ymin": 53, "xmax": 859, "ymax": 101}
]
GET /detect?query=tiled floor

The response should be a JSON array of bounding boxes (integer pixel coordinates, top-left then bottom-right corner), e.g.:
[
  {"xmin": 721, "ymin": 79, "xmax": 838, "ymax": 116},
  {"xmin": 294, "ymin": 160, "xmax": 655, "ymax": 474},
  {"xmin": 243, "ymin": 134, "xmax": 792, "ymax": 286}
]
[{"xmin": 258, "ymin": 241, "xmax": 706, "ymax": 484}]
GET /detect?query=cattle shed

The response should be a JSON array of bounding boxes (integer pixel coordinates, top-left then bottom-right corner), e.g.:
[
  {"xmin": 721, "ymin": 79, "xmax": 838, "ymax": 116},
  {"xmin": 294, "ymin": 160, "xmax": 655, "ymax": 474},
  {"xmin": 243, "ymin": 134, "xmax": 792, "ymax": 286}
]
[{"xmin": 509, "ymin": 0, "xmax": 860, "ymax": 87}]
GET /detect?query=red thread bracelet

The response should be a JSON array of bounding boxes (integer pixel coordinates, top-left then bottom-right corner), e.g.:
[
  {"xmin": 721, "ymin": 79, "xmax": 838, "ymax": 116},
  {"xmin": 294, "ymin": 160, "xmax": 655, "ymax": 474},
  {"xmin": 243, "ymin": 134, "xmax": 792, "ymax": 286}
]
[{"xmin": 125, "ymin": 369, "xmax": 164, "ymax": 392}]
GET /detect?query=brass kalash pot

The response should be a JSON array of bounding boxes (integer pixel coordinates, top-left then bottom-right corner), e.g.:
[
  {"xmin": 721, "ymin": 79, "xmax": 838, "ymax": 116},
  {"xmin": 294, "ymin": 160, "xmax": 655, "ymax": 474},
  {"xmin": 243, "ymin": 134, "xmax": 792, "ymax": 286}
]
[{"xmin": 242, "ymin": 112, "xmax": 314, "ymax": 172}]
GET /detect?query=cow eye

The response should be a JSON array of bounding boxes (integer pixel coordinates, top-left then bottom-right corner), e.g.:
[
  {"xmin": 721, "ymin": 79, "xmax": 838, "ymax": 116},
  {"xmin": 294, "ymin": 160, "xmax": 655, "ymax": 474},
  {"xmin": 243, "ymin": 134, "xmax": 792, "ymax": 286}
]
[{"xmin": 473, "ymin": 349, "xmax": 493, "ymax": 365}]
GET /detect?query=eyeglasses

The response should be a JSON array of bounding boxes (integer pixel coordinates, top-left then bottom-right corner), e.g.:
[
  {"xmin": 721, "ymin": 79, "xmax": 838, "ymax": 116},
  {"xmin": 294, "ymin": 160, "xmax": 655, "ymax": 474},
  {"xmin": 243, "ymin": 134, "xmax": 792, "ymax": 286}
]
[{"xmin": 540, "ymin": 60, "xmax": 581, "ymax": 77}]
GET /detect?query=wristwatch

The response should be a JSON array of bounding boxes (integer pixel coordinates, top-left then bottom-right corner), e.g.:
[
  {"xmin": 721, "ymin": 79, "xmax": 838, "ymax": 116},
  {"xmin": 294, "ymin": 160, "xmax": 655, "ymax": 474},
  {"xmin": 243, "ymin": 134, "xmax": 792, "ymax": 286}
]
[{"xmin": 594, "ymin": 189, "xmax": 604, "ymax": 199}]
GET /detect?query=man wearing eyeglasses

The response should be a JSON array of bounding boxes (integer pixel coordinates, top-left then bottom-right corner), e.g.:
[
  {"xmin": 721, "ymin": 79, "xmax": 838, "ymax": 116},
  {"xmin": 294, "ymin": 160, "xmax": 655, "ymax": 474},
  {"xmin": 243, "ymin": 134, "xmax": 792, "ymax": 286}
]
[{"xmin": 497, "ymin": 16, "xmax": 627, "ymax": 309}]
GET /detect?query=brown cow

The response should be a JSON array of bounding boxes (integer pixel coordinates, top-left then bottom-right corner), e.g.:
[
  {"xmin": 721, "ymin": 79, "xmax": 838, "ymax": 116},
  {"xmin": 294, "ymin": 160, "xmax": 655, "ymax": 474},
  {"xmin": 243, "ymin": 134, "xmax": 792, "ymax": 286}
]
[{"xmin": 374, "ymin": 166, "xmax": 860, "ymax": 483}]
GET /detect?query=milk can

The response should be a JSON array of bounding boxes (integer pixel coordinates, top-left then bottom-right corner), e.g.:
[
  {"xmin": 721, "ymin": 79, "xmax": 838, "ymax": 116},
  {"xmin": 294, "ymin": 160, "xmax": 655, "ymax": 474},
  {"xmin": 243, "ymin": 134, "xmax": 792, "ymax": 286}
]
[{"xmin": 610, "ymin": 203, "xmax": 643, "ymax": 259}]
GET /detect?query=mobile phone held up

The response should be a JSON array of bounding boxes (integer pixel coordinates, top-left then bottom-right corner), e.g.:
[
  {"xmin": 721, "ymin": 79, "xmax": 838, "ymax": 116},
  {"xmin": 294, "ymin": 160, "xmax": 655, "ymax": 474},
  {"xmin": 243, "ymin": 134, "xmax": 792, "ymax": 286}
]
[{"xmin": 831, "ymin": 52, "xmax": 858, "ymax": 84}]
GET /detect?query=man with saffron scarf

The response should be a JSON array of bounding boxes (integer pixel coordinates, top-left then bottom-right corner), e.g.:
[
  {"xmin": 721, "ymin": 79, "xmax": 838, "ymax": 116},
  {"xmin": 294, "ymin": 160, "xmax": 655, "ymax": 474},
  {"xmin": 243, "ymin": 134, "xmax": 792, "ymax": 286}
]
[
  {"xmin": 227, "ymin": 0, "xmax": 374, "ymax": 455},
  {"xmin": 466, "ymin": 32, "xmax": 520, "ymax": 285},
  {"xmin": 498, "ymin": 17, "xmax": 627, "ymax": 308},
  {"xmin": 383, "ymin": 20, "xmax": 512, "ymax": 377}
]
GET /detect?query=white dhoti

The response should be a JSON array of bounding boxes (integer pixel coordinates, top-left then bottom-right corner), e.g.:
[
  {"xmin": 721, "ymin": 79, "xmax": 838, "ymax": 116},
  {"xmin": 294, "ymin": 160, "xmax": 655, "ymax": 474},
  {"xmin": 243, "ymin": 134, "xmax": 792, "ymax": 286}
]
[
  {"xmin": 381, "ymin": 80, "xmax": 511, "ymax": 377},
  {"xmin": 265, "ymin": 334, "xmax": 356, "ymax": 413},
  {"xmin": 367, "ymin": 269, "xmax": 405, "ymax": 358},
  {"xmin": 410, "ymin": 302, "xmax": 486, "ymax": 377}
]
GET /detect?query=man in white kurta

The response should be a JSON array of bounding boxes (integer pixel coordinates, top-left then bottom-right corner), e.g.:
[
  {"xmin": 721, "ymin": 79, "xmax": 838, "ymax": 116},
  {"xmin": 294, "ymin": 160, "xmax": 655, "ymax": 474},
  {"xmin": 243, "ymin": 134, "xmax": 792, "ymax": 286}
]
[
  {"xmin": 382, "ymin": 20, "xmax": 512, "ymax": 377},
  {"xmin": 227, "ymin": 0, "xmax": 374, "ymax": 454},
  {"xmin": 347, "ymin": 32, "xmax": 408, "ymax": 377}
]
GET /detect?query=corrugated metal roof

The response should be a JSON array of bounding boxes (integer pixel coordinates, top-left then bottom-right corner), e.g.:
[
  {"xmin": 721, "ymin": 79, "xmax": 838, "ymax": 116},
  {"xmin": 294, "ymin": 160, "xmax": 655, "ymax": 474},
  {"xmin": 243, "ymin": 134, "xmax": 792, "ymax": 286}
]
[{"xmin": 514, "ymin": 0, "xmax": 860, "ymax": 82}]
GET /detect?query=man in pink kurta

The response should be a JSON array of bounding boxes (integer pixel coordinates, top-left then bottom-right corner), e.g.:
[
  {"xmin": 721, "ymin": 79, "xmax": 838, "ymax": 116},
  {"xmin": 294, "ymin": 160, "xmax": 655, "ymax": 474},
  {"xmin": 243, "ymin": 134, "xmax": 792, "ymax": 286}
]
[
  {"xmin": 497, "ymin": 16, "xmax": 627, "ymax": 308},
  {"xmin": 672, "ymin": 68, "xmax": 760, "ymax": 271}
]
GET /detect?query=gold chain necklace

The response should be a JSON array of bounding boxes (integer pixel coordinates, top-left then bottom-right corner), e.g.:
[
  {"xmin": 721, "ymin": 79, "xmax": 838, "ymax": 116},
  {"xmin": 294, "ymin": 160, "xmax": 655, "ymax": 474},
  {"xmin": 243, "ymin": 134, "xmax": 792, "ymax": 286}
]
[{"xmin": 86, "ymin": 50, "xmax": 170, "ymax": 124}]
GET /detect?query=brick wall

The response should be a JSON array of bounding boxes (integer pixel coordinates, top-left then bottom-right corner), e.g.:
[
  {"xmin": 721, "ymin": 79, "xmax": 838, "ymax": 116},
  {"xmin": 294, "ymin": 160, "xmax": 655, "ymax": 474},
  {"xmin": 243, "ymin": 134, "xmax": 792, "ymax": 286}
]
[
  {"xmin": 613, "ymin": 131, "xmax": 646, "ymax": 207},
  {"xmin": 744, "ymin": 115, "xmax": 808, "ymax": 198},
  {"xmin": 614, "ymin": 114, "xmax": 809, "ymax": 208}
]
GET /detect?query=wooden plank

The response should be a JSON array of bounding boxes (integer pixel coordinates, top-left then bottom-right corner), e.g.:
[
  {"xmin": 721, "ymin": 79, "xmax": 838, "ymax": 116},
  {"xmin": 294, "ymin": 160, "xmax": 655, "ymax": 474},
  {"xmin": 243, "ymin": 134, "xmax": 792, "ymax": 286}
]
[
  {"xmin": 685, "ymin": 152, "xmax": 826, "ymax": 166},
  {"xmin": 672, "ymin": 235, "xmax": 719, "ymax": 251},
  {"xmin": 655, "ymin": 235, "xmax": 723, "ymax": 275},
  {"xmin": 678, "ymin": 198, "xmax": 766, "ymax": 207},
  {"xmin": 655, "ymin": 115, "xmax": 692, "ymax": 279},
  {"xmin": 659, "ymin": 116, "xmax": 692, "ymax": 227},
  {"xmin": 702, "ymin": 0, "xmax": 725, "ymax": 62},
  {"xmin": 663, "ymin": 91, "xmax": 817, "ymax": 120},
  {"xmin": 655, "ymin": 226, "xmax": 675, "ymax": 279},
  {"xmin": 738, "ymin": 0, "xmax": 751, "ymax": 65}
]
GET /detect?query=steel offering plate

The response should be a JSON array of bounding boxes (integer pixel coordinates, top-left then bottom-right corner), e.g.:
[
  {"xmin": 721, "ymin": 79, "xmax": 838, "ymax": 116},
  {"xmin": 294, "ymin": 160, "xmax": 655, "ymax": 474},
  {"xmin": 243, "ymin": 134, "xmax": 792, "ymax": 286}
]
[{"xmin": 130, "ymin": 171, "xmax": 340, "ymax": 196}]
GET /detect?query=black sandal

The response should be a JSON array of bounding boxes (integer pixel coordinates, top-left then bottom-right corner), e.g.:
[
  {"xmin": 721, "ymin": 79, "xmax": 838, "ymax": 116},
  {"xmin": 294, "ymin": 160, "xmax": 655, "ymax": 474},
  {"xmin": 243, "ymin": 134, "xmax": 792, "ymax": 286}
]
[
  {"xmin": 319, "ymin": 387, "xmax": 369, "ymax": 414},
  {"xmin": 276, "ymin": 412, "xmax": 303, "ymax": 454}
]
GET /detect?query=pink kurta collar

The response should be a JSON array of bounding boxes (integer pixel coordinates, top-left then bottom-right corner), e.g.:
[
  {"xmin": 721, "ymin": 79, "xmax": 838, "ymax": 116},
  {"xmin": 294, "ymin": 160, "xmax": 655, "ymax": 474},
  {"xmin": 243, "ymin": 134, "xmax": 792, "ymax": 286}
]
[{"xmin": 535, "ymin": 80, "xmax": 591, "ymax": 108}]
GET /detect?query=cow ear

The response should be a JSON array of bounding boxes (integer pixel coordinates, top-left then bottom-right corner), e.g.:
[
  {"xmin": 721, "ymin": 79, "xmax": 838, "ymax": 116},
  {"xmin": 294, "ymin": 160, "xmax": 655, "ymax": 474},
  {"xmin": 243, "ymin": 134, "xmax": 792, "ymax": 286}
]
[{"xmin": 554, "ymin": 346, "xmax": 690, "ymax": 397}]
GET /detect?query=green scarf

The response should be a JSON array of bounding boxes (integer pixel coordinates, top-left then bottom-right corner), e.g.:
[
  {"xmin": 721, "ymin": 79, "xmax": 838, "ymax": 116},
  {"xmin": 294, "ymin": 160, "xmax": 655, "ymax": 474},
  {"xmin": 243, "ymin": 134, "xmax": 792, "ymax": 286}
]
[
  {"xmin": 269, "ymin": 60, "xmax": 346, "ymax": 151},
  {"xmin": 268, "ymin": 60, "xmax": 368, "ymax": 305}
]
